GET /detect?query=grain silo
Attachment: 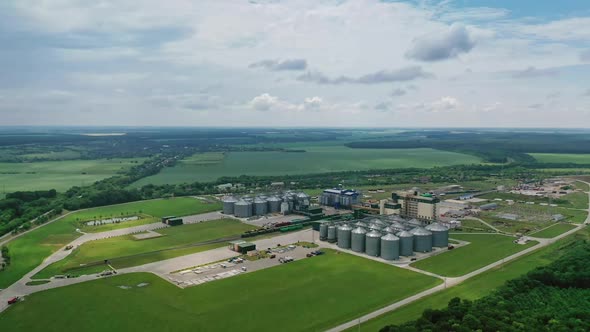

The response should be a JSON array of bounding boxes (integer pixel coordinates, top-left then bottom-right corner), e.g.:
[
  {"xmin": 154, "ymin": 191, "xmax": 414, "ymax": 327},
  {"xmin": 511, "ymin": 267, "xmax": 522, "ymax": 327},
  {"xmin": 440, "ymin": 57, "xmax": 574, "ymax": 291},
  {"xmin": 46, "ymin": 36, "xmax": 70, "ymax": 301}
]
[
  {"xmin": 411, "ymin": 227, "xmax": 433, "ymax": 253},
  {"xmin": 369, "ymin": 218, "xmax": 386, "ymax": 227},
  {"xmin": 222, "ymin": 196, "xmax": 238, "ymax": 215},
  {"xmin": 389, "ymin": 220, "xmax": 405, "ymax": 231},
  {"xmin": 365, "ymin": 230, "xmax": 382, "ymax": 257},
  {"xmin": 382, "ymin": 225, "xmax": 397, "ymax": 234},
  {"xmin": 267, "ymin": 196, "xmax": 282, "ymax": 213},
  {"xmin": 253, "ymin": 197, "xmax": 268, "ymax": 215},
  {"xmin": 355, "ymin": 221, "xmax": 368, "ymax": 228},
  {"xmin": 369, "ymin": 223, "xmax": 384, "ymax": 232},
  {"xmin": 234, "ymin": 200, "xmax": 253, "ymax": 218},
  {"xmin": 351, "ymin": 227, "xmax": 367, "ymax": 253},
  {"xmin": 319, "ymin": 223, "xmax": 329, "ymax": 240},
  {"xmin": 280, "ymin": 202, "xmax": 290, "ymax": 215},
  {"xmin": 380, "ymin": 233, "xmax": 400, "ymax": 260},
  {"xmin": 337, "ymin": 224, "xmax": 353, "ymax": 249},
  {"xmin": 426, "ymin": 223, "xmax": 449, "ymax": 247},
  {"xmin": 397, "ymin": 230, "xmax": 414, "ymax": 256},
  {"xmin": 327, "ymin": 225, "xmax": 337, "ymax": 243}
]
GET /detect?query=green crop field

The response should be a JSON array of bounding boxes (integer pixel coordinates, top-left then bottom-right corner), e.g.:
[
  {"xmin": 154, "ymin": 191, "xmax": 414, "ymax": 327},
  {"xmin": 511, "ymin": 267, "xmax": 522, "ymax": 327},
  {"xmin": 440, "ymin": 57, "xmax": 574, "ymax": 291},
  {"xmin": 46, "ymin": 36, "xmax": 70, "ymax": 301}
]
[
  {"xmin": 0, "ymin": 250, "xmax": 441, "ymax": 332},
  {"xmin": 132, "ymin": 146, "xmax": 482, "ymax": 185},
  {"xmin": 0, "ymin": 197, "xmax": 221, "ymax": 288},
  {"xmin": 529, "ymin": 223, "xmax": 577, "ymax": 238},
  {"xmin": 0, "ymin": 158, "xmax": 144, "ymax": 193},
  {"xmin": 529, "ymin": 153, "xmax": 590, "ymax": 164},
  {"xmin": 350, "ymin": 227, "xmax": 590, "ymax": 332},
  {"xmin": 410, "ymin": 234, "xmax": 538, "ymax": 277},
  {"xmin": 34, "ymin": 219, "xmax": 255, "ymax": 278}
]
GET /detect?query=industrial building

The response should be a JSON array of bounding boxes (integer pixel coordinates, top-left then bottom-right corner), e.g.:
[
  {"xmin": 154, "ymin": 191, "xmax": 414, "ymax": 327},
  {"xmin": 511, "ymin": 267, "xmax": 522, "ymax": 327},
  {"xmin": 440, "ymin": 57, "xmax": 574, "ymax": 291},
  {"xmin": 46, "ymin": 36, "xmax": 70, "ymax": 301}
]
[
  {"xmin": 320, "ymin": 188, "xmax": 361, "ymax": 209},
  {"xmin": 318, "ymin": 216, "xmax": 449, "ymax": 260},
  {"xmin": 222, "ymin": 191, "xmax": 322, "ymax": 219},
  {"xmin": 383, "ymin": 190, "xmax": 439, "ymax": 222}
]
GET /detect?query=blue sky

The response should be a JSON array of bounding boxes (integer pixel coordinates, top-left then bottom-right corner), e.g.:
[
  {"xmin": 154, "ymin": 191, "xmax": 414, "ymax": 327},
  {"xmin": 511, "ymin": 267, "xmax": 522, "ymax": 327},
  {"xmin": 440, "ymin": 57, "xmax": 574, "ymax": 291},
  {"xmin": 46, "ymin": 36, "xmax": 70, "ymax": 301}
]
[{"xmin": 0, "ymin": 0, "xmax": 589, "ymax": 127}]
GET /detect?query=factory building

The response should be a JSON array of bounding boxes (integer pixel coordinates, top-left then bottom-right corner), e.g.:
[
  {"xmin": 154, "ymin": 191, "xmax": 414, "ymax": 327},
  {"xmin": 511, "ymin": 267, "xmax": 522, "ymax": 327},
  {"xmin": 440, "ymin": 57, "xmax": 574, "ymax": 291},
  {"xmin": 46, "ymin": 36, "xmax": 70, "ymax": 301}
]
[{"xmin": 320, "ymin": 188, "xmax": 361, "ymax": 209}]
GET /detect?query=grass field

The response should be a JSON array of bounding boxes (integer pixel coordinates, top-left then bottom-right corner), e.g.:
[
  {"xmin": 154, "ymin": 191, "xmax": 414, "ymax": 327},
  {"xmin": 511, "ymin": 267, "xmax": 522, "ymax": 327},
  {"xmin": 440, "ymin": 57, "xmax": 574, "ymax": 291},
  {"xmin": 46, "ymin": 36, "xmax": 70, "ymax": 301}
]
[
  {"xmin": 132, "ymin": 146, "xmax": 482, "ymax": 185},
  {"xmin": 529, "ymin": 223, "xmax": 577, "ymax": 238},
  {"xmin": 410, "ymin": 234, "xmax": 538, "ymax": 277},
  {"xmin": 574, "ymin": 180, "xmax": 590, "ymax": 191},
  {"xmin": 34, "ymin": 219, "xmax": 255, "ymax": 278},
  {"xmin": 559, "ymin": 191, "xmax": 589, "ymax": 209},
  {"xmin": 65, "ymin": 197, "xmax": 221, "ymax": 233},
  {"xmin": 0, "ymin": 158, "xmax": 144, "ymax": 193},
  {"xmin": 0, "ymin": 250, "xmax": 441, "ymax": 332},
  {"xmin": 530, "ymin": 153, "xmax": 590, "ymax": 164},
  {"xmin": 0, "ymin": 197, "xmax": 221, "ymax": 288},
  {"xmin": 350, "ymin": 227, "xmax": 590, "ymax": 332}
]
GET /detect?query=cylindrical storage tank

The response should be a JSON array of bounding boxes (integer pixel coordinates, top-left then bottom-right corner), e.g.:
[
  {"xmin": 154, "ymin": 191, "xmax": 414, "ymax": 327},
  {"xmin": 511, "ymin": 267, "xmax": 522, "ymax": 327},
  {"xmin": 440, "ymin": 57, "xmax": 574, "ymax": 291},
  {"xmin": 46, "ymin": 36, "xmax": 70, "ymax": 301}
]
[
  {"xmin": 369, "ymin": 224, "xmax": 383, "ymax": 232},
  {"xmin": 319, "ymin": 223, "xmax": 329, "ymax": 240},
  {"xmin": 397, "ymin": 231, "xmax": 414, "ymax": 256},
  {"xmin": 382, "ymin": 225, "xmax": 397, "ymax": 234},
  {"xmin": 411, "ymin": 227, "xmax": 433, "ymax": 253},
  {"xmin": 365, "ymin": 230, "xmax": 382, "ymax": 257},
  {"xmin": 380, "ymin": 233, "xmax": 400, "ymax": 260},
  {"xmin": 369, "ymin": 218, "xmax": 386, "ymax": 227},
  {"xmin": 337, "ymin": 224, "xmax": 353, "ymax": 249},
  {"xmin": 389, "ymin": 221, "xmax": 405, "ymax": 230},
  {"xmin": 280, "ymin": 202, "xmax": 290, "ymax": 214},
  {"xmin": 426, "ymin": 223, "xmax": 449, "ymax": 247},
  {"xmin": 267, "ymin": 196, "xmax": 282, "ymax": 213},
  {"xmin": 351, "ymin": 227, "xmax": 367, "ymax": 253},
  {"xmin": 327, "ymin": 225, "xmax": 337, "ymax": 243},
  {"xmin": 253, "ymin": 197, "xmax": 268, "ymax": 215},
  {"xmin": 234, "ymin": 200, "xmax": 252, "ymax": 218},
  {"xmin": 355, "ymin": 221, "xmax": 368, "ymax": 228},
  {"xmin": 222, "ymin": 196, "xmax": 238, "ymax": 215}
]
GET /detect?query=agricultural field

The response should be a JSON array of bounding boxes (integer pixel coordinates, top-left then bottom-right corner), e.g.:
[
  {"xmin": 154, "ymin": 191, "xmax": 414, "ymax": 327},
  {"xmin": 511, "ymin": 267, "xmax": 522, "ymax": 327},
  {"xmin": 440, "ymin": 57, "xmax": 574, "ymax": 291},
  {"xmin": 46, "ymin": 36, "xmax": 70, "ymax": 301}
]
[
  {"xmin": 351, "ymin": 227, "xmax": 590, "ymax": 332},
  {"xmin": 0, "ymin": 197, "xmax": 221, "ymax": 288},
  {"xmin": 410, "ymin": 234, "xmax": 538, "ymax": 277},
  {"xmin": 455, "ymin": 218, "xmax": 496, "ymax": 232},
  {"xmin": 132, "ymin": 146, "xmax": 482, "ymax": 185},
  {"xmin": 0, "ymin": 250, "xmax": 441, "ymax": 332},
  {"xmin": 34, "ymin": 219, "xmax": 255, "ymax": 278},
  {"xmin": 529, "ymin": 153, "xmax": 590, "ymax": 164},
  {"xmin": 0, "ymin": 158, "xmax": 144, "ymax": 194},
  {"xmin": 529, "ymin": 223, "xmax": 577, "ymax": 238}
]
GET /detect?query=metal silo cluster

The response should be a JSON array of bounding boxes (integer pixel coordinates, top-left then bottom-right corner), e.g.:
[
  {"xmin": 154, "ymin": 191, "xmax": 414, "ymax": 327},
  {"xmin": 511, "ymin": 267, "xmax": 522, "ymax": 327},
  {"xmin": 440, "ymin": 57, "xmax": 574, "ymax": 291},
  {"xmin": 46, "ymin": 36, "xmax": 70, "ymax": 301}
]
[
  {"xmin": 222, "ymin": 192, "xmax": 313, "ymax": 218},
  {"xmin": 233, "ymin": 200, "xmax": 253, "ymax": 218},
  {"xmin": 222, "ymin": 196, "xmax": 238, "ymax": 215},
  {"xmin": 318, "ymin": 216, "xmax": 449, "ymax": 260}
]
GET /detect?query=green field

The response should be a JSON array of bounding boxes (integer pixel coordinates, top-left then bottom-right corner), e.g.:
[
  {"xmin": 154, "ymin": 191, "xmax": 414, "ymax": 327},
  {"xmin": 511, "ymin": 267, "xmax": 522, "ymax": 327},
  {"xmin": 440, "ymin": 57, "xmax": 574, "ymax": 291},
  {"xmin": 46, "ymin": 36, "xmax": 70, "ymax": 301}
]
[
  {"xmin": 0, "ymin": 197, "xmax": 221, "ymax": 288},
  {"xmin": 0, "ymin": 158, "xmax": 144, "ymax": 193},
  {"xmin": 132, "ymin": 146, "xmax": 482, "ymax": 185},
  {"xmin": 34, "ymin": 219, "xmax": 255, "ymax": 278},
  {"xmin": 65, "ymin": 197, "xmax": 221, "ymax": 233},
  {"xmin": 529, "ymin": 223, "xmax": 577, "ymax": 238},
  {"xmin": 410, "ymin": 234, "xmax": 538, "ymax": 277},
  {"xmin": 0, "ymin": 250, "xmax": 441, "ymax": 332},
  {"xmin": 530, "ymin": 153, "xmax": 590, "ymax": 164},
  {"xmin": 351, "ymin": 227, "xmax": 590, "ymax": 332}
]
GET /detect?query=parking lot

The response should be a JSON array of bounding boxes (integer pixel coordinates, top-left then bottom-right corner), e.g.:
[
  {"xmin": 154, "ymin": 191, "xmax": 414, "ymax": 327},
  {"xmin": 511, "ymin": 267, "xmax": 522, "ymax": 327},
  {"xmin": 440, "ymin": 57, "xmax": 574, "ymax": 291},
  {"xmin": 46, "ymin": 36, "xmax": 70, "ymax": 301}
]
[{"xmin": 167, "ymin": 245, "xmax": 320, "ymax": 288}]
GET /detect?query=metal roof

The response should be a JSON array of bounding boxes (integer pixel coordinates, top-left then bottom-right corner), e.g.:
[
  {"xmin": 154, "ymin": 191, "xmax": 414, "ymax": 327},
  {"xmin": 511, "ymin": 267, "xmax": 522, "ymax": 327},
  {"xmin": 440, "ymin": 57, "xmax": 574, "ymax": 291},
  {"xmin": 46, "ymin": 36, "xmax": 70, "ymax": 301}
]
[
  {"xmin": 425, "ymin": 223, "xmax": 448, "ymax": 231},
  {"xmin": 381, "ymin": 233, "xmax": 400, "ymax": 241},
  {"xmin": 234, "ymin": 200, "xmax": 251, "ymax": 206},
  {"xmin": 396, "ymin": 230, "xmax": 414, "ymax": 238},
  {"xmin": 410, "ymin": 227, "xmax": 432, "ymax": 236},
  {"xmin": 366, "ymin": 230, "xmax": 382, "ymax": 238},
  {"xmin": 352, "ymin": 227, "xmax": 367, "ymax": 234}
]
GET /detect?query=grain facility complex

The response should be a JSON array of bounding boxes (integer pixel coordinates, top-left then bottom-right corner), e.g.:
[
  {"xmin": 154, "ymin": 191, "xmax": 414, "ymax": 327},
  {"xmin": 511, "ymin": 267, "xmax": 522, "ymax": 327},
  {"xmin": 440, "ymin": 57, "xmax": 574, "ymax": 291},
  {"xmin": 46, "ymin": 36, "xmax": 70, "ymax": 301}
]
[
  {"xmin": 222, "ymin": 191, "xmax": 323, "ymax": 219},
  {"xmin": 318, "ymin": 216, "xmax": 449, "ymax": 261}
]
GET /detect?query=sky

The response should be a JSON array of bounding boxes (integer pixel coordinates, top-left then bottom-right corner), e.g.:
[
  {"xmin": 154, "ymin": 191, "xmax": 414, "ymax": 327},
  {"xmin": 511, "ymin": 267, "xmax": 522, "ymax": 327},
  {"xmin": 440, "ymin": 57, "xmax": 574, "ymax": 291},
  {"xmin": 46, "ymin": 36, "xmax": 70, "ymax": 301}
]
[{"xmin": 1, "ymin": 0, "xmax": 589, "ymax": 128}]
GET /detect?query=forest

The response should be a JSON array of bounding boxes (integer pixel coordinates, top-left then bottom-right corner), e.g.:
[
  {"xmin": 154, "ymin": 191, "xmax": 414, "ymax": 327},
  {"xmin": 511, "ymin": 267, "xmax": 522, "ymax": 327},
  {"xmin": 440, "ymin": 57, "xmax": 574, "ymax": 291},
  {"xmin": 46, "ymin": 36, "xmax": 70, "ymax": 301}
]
[
  {"xmin": 380, "ymin": 241, "xmax": 590, "ymax": 332},
  {"xmin": 346, "ymin": 130, "xmax": 590, "ymax": 163}
]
